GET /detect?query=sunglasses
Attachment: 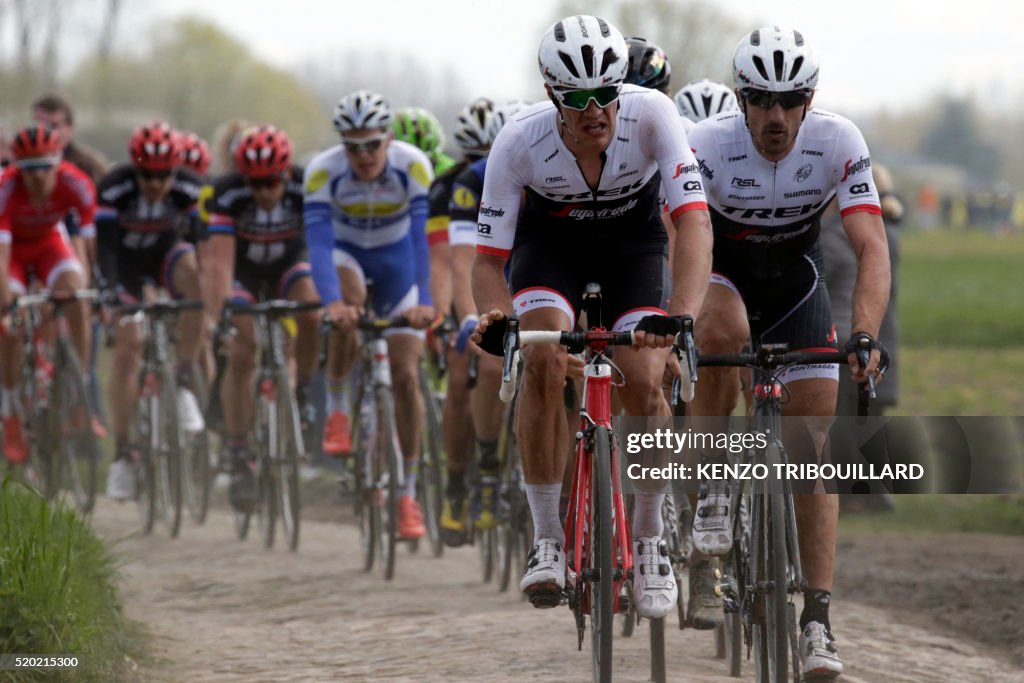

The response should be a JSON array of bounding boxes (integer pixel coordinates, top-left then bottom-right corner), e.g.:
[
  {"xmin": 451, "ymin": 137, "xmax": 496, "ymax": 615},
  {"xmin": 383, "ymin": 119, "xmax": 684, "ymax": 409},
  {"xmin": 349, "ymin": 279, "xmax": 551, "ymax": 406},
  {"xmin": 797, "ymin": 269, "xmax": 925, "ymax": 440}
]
[
  {"xmin": 740, "ymin": 88, "xmax": 812, "ymax": 110},
  {"xmin": 342, "ymin": 135, "xmax": 388, "ymax": 154},
  {"xmin": 136, "ymin": 168, "xmax": 173, "ymax": 181},
  {"xmin": 555, "ymin": 85, "xmax": 621, "ymax": 111},
  {"xmin": 247, "ymin": 174, "xmax": 286, "ymax": 189}
]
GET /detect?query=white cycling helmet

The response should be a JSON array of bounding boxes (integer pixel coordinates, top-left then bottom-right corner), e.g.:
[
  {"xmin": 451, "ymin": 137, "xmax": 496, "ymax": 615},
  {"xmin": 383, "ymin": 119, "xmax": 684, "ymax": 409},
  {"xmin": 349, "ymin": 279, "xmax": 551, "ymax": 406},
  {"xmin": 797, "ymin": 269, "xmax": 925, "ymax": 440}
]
[
  {"xmin": 538, "ymin": 15, "xmax": 628, "ymax": 90},
  {"xmin": 333, "ymin": 90, "xmax": 392, "ymax": 133},
  {"xmin": 486, "ymin": 100, "xmax": 532, "ymax": 143},
  {"xmin": 733, "ymin": 26, "xmax": 819, "ymax": 92},
  {"xmin": 673, "ymin": 79, "xmax": 739, "ymax": 122},
  {"xmin": 452, "ymin": 97, "xmax": 495, "ymax": 151}
]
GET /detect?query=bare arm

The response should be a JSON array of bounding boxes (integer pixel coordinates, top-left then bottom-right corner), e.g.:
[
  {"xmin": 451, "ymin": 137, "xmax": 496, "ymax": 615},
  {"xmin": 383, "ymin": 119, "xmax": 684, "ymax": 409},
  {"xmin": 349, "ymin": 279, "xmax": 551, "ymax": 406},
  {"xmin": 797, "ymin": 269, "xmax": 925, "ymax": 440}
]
[
  {"xmin": 428, "ymin": 241, "xmax": 452, "ymax": 317},
  {"xmin": 472, "ymin": 252, "xmax": 513, "ymax": 317},
  {"xmin": 452, "ymin": 244, "xmax": 479, "ymax": 321},
  {"xmin": 667, "ymin": 208, "xmax": 713, "ymax": 318},
  {"xmin": 842, "ymin": 210, "xmax": 890, "ymax": 338}
]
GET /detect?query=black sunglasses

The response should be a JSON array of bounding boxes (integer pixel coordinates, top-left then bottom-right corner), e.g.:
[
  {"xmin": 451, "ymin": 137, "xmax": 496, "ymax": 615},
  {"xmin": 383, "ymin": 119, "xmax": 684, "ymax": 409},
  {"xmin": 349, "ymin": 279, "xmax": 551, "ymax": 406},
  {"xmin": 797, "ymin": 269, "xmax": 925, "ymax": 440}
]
[
  {"xmin": 741, "ymin": 88, "xmax": 812, "ymax": 110},
  {"xmin": 247, "ymin": 174, "xmax": 286, "ymax": 189},
  {"xmin": 136, "ymin": 168, "xmax": 173, "ymax": 181}
]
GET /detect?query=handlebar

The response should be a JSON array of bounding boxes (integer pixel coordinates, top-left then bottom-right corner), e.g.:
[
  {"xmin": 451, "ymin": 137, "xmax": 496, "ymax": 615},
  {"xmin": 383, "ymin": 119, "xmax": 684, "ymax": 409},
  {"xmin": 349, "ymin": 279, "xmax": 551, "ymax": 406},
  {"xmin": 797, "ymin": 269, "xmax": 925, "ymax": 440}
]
[
  {"xmin": 224, "ymin": 299, "xmax": 322, "ymax": 318},
  {"xmin": 14, "ymin": 288, "xmax": 98, "ymax": 310}
]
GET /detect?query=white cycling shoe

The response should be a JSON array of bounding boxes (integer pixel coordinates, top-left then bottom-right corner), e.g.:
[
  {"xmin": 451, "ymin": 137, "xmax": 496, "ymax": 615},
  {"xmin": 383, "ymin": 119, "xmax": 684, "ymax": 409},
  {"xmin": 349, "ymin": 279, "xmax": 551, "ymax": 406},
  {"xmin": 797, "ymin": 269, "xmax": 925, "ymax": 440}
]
[
  {"xmin": 632, "ymin": 536, "xmax": 677, "ymax": 619},
  {"xmin": 106, "ymin": 459, "xmax": 136, "ymax": 500},
  {"xmin": 177, "ymin": 386, "xmax": 205, "ymax": 433},
  {"xmin": 799, "ymin": 621, "xmax": 843, "ymax": 679},
  {"xmin": 693, "ymin": 480, "xmax": 732, "ymax": 555},
  {"xmin": 520, "ymin": 537, "xmax": 565, "ymax": 609}
]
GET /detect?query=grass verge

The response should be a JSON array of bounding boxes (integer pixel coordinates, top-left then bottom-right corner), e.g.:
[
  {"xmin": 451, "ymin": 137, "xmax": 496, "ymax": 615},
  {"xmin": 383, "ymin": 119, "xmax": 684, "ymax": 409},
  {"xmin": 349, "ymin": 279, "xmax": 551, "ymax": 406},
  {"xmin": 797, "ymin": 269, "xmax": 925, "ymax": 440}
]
[
  {"xmin": 839, "ymin": 494, "xmax": 1024, "ymax": 536},
  {"xmin": 0, "ymin": 478, "xmax": 142, "ymax": 682}
]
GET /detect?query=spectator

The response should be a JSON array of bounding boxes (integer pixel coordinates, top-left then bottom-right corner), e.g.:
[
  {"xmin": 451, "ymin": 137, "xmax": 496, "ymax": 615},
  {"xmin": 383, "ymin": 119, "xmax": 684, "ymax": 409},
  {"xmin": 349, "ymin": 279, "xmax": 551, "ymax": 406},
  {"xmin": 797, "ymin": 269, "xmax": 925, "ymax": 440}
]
[{"xmin": 31, "ymin": 93, "xmax": 108, "ymax": 185}]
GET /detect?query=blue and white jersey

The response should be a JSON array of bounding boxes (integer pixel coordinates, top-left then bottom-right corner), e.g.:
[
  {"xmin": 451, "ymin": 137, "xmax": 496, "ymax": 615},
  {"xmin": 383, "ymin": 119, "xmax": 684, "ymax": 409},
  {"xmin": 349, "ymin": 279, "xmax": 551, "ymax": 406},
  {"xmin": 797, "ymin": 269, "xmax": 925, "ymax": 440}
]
[{"xmin": 303, "ymin": 139, "xmax": 434, "ymax": 304}]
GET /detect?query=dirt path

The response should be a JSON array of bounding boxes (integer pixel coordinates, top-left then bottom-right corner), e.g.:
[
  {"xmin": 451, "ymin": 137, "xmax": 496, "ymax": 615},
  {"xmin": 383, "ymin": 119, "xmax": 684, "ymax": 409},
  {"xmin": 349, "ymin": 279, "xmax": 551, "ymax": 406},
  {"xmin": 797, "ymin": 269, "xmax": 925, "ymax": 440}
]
[{"xmin": 91, "ymin": 496, "xmax": 1024, "ymax": 683}]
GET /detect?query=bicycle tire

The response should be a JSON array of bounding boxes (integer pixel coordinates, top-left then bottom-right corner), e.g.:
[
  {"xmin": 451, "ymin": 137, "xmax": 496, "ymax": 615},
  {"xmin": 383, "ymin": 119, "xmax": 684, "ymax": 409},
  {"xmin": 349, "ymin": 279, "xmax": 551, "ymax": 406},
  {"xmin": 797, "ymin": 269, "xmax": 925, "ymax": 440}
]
[
  {"xmin": 136, "ymin": 383, "xmax": 157, "ymax": 535},
  {"xmin": 156, "ymin": 365, "xmax": 183, "ymax": 537},
  {"xmin": 257, "ymin": 389, "xmax": 278, "ymax": 550},
  {"xmin": 183, "ymin": 368, "xmax": 212, "ymax": 524},
  {"xmin": 591, "ymin": 425, "xmax": 614, "ymax": 683},
  {"xmin": 56, "ymin": 342, "xmax": 98, "ymax": 514},
  {"xmin": 479, "ymin": 525, "xmax": 497, "ymax": 583},
  {"xmin": 496, "ymin": 408, "xmax": 525, "ymax": 593},
  {"xmin": 376, "ymin": 385, "xmax": 400, "ymax": 581},
  {"xmin": 752, "ymin": 478, "xmax": 789, "ymax": 682},
  {"xmin": 650, "ymin": 616, "xmax": 667, "ymax": 683},
  {"xmin": 417, "ymin": 365, "xmax": 444, "ymax": 558},
  {"xmin": 351, "ymin": 371, "xmax": 377, "ymax": 571},
  {"xmin": 275, "ymin": 369, "xmax": 302, "ymax": 552}
]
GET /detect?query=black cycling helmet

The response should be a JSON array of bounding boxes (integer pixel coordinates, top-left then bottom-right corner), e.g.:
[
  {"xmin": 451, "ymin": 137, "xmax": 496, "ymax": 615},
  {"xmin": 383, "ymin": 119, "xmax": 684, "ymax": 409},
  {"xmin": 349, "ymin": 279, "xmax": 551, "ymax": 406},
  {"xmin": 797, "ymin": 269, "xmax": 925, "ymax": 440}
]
[{"xmin": 624, "ymin": 37, "xmax": 671, "ymax": 93}]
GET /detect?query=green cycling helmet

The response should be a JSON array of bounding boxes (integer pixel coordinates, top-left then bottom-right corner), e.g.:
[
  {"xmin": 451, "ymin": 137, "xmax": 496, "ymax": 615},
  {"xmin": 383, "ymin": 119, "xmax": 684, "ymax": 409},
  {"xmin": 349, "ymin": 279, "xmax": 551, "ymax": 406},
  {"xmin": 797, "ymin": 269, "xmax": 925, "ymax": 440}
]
[{"xmin": 392, "ymin": 107, "xmax": 446, "ymax": 158}]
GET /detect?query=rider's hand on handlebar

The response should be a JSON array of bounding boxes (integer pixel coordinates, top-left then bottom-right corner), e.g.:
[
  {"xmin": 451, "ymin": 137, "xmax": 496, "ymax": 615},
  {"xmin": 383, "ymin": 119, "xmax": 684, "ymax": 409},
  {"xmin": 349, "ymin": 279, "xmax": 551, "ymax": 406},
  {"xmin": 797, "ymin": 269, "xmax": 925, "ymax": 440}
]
[
  {"xmin": 471, "ymin": 309, "xmax": 508, "ymax": 357},
  {"xmin": 633, "ymin": 314, "xmax": 691, "ymax": 349},
  {"xmin": 325, "ymin": 300, "xmax": 361, "ymax": 329},
  {"xmin": 455, "ymin": 314, "xmax": 479, "ymax": 353},
  {"xmin": 843, "ymin": 331, "xmax": 889, "ymax": 384},
  {"xmin": 404, "ymin": 305, "xmax": 436, "ymax": 329}
]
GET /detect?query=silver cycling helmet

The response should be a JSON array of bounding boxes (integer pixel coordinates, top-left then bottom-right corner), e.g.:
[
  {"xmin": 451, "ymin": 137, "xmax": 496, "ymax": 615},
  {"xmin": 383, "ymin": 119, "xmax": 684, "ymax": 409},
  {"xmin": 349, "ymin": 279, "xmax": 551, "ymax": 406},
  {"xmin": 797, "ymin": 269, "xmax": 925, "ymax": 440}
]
[
  {"xmin": 485, "ymin": 100, "xmax": 532, "ymax": 144},
  {"xmin": 538, "ymin": 15, "xmax": 628, "ymax": 91},
  {"xmin": 333, "ymin": 90, "xmax": 392, "ymax": 133},
  {"xmin": 733, "ymin": 26, "xmax": 819, "ymax": 92},
  {"xmin": 452, "ymin": 97, "xmax": 495, "ymax": 152},
  {"xmin": 673, "ymin": 79, "xmax": 739, "ymax": 122}
]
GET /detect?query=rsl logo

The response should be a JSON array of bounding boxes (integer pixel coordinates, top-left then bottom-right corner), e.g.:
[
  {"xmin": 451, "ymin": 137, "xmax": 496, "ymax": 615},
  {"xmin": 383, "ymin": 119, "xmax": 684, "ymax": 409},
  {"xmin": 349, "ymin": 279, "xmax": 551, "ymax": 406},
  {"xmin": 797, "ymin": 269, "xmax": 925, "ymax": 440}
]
[{"xmin": 794, "ymin": 164, "xmax": 813, "ymax": 183}]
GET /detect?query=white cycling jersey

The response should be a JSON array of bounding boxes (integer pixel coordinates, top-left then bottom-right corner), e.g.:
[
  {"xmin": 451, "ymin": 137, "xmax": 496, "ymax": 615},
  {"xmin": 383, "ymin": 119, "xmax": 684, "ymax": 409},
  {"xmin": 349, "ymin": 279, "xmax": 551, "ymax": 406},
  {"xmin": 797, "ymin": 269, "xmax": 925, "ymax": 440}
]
[
  {"xmin": 687, "ymin": 108, "xmax": 880, "ymax": 281},
  {"xmin": 476, "ymin": 84, "xmax": 707, "ymax": 258}
]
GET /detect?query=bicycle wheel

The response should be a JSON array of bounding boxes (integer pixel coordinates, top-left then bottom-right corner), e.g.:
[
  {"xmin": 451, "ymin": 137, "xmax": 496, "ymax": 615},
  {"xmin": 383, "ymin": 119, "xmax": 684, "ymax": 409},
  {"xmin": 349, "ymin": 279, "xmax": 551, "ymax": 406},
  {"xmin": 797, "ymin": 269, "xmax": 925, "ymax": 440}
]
[
  {"xmin": 479, "ymin": 524, "xmax": 497, "ymax": 583},
  {"xmin": 183, "ymin": 368, "xmax": 212, "ymax": 524},
  {"xmin": 156, "ymin": 365, "xmax": 183, "ymax": 537},
  {"xmin": 416, "ymin": 365, "xmax": 444, "ymax": 558},
  {"xmin": 276, "ymin": 370, "xmax": 302, "ymax": 552},
  {"xmin": 375, "ymin": 385, "xmax": 400, "ymax": 581},
  {"xmin": 590, "ymin": 426, "xmax": 614, "ymax": 683},
  {"xmin": 136, "ymin": 385, "xmax": 157, "ymax": 535},
  {"xmin": 351, "ymin": 372, "xmax": 377, "ymax": 571},
  {"xmin": 496, "ymin": 409, "xmax": 526, "ymax": 593},
  {"xmin": 722, "ymin": 490, "xmax": 749, "ymax": 677},
  {"xmin": 56, "ymin": 343, "xmax": 98, "ymax": 514},
  {"xmin": 752, "ymin": 476, "xmax": 789, "ymax": 682},
  {"xmin": 256, "ymin": 388, "xmax": 278, "ymax": 550},
  {"xmin": 650, "ymin": 616, "xmax": 666, "ymax": 683}
]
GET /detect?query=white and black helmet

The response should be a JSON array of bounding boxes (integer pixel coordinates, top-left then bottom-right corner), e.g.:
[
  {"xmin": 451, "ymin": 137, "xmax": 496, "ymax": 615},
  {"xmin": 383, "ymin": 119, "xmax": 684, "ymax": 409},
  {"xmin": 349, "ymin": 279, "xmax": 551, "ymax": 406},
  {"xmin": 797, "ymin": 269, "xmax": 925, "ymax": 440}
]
[
  {"xmin": 452, "ymin": 97, "xmax": 495, "ymax": 151},
  {"xmin": 538, "ymin": 15, "xmax": 628, "ymax": 91},
  {"xmin": 733, "ymin": 26, "xmax": 819, "ymax": 92},
  {"xmin": 486, "ymin": 100, "xmax": 532, "ymax": 144},
  {"xmin": 673, "ymin": 79, "xmax": 739, "ymax": 122},
  {"xmin": 333, "ymin": 90, "xmax": 392, "ymax": 133}
]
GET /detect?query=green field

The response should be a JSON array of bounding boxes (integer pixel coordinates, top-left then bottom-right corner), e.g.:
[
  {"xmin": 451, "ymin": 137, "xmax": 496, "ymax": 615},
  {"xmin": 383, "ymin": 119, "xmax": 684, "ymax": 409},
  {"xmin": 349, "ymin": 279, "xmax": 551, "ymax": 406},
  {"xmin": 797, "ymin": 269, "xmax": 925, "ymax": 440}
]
[{"xmin": 895, "ymin": 229, "xmax": 1024, "ymax": 415}]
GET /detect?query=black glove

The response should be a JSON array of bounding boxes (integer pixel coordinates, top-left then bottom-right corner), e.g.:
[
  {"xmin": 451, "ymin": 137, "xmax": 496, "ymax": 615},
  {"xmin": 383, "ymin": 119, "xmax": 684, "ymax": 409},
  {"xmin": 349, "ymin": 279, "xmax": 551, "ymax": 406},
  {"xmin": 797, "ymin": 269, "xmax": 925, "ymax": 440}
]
[
  {"xmin": 477, "ymin": 315, "xmax": 510, "ymax": 357},
  {"xmin": 844, "ymin": 331, "xmax": 890, "ymax": 373},
  {"xmin": 635, "ymin": 314, "xmax": 691, "ymax": 338}
]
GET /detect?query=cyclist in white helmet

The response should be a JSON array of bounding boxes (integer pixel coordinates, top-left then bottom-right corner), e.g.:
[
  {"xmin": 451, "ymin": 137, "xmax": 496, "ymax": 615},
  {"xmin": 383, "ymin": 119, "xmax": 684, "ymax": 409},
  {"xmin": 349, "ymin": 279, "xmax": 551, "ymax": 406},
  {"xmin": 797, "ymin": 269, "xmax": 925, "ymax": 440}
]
[
  {"xmin": 687, "ymin": 27, "xmax": 890, "ymax": 679},
  {"xmin": 472, "ymin": 15, "xmax": 713, "ymax": 619},
  {"xmin": 423, "ymin": 97, "xmax": 496, "ymax": 546},
  {"xmin": 673, "ymin": 78, "xmax": 739, "ymax": 123},
  {"xmin": 305, "ymin": 89, "xmax": 436, "ymax": 541},
  {"xmin": 441, "ymin": 99, "xmax": 532, "ymax": 545}
]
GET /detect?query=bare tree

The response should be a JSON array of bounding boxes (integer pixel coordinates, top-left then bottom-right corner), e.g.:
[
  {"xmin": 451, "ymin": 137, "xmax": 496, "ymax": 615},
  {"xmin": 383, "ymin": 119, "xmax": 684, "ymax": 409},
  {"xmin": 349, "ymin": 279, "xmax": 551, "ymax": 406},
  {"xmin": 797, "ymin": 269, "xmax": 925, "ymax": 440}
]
[{"xmin": 97, "ymin": 0, "xmax": 122, "ymax": 63}]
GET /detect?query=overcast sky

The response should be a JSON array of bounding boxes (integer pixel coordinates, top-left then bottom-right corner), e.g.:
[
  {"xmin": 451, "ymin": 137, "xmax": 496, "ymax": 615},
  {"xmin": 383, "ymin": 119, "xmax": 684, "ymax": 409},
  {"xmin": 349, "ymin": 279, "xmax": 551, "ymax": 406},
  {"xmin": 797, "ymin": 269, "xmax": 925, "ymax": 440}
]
[{"xmin": 133, "ymin": 0, "xmax": 1023, "ymax": 117}]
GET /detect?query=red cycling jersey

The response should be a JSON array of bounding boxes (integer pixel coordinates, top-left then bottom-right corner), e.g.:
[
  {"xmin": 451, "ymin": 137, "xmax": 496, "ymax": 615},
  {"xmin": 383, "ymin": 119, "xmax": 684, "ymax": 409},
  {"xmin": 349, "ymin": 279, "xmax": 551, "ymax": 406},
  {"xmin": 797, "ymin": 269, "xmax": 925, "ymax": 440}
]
[{"xmin": 0, "ymin": 161, "xmax": 96, "ymax": 244}]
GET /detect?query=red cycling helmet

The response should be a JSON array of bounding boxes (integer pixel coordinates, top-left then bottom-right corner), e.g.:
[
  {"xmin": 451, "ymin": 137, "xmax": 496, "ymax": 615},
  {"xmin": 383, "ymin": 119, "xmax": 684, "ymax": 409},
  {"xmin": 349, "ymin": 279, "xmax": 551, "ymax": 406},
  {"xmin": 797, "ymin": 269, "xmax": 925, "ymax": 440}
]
[
  {"xmin": 234, "ymin": 125, "xmax": 292, "ymax": 179},
  {"xmin": 179, "ymin": 132, "xmax": 212, "ymax": 175},
  {"xmin": 129, "ymin": 121, "xmax": 180, "ymax": 171},
  {"xmin": 11, "ymin": 124, "xmax": 63, "ymax": 162}
]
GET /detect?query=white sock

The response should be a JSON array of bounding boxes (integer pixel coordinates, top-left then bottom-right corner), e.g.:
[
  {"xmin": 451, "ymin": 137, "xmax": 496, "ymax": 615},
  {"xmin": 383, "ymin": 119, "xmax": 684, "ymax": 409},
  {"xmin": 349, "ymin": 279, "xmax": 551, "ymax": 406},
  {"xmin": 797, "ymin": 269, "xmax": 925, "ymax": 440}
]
[
  {"xmin": 404, "ymin": 466, "xmax": 417, "ymax": 498},
  {"xmin": 326, "ymin": 379, "xmax": 347, "ymax": 414},
  {"xmin": 526, "ymin": 483, "xmax": 565, "ymax": 546},
  {"xmin": 632, "ymin": 488, "xmax": 666, "ymax": 538},
  {"xmin": 1, "ymin": 388, "xmax": 14, "ymax": 418}
]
